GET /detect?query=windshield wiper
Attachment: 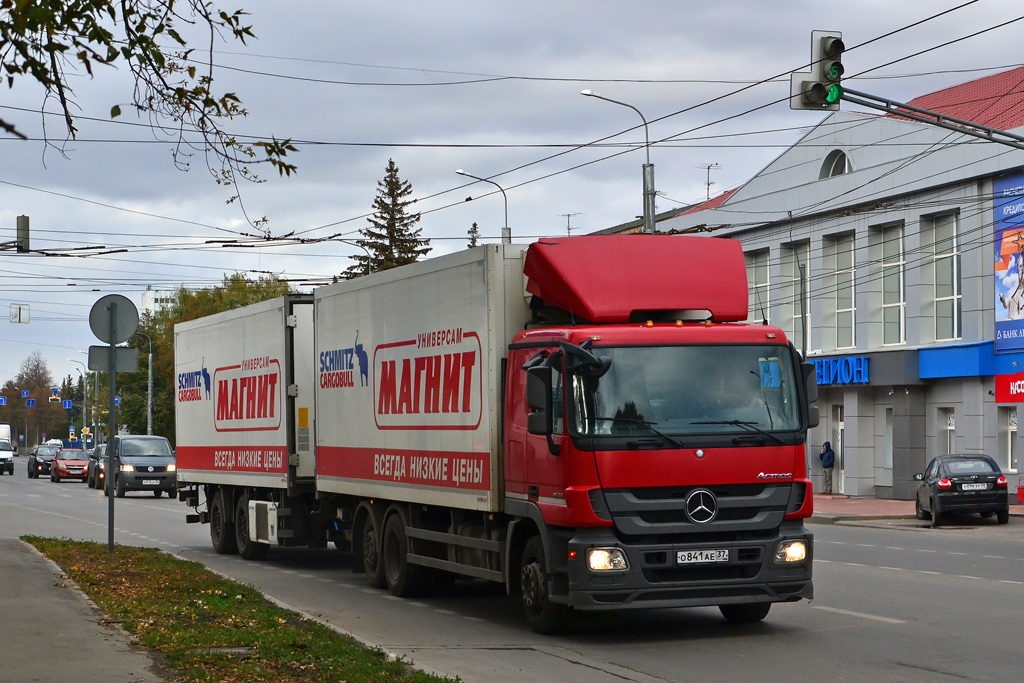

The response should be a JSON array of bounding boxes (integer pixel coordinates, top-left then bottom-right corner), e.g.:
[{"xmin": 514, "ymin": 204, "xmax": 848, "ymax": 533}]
[
  {"xmin": 690, "ymin": 420, "xmax": 785, "ymax": 445},
  {"xmin": 589, "ymin": 417, "xmax": 684, "ymax": 448}
]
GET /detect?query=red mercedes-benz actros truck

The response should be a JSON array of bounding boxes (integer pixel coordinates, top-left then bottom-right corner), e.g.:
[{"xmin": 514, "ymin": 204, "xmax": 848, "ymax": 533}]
[{"xmin": 175, "ymin": 235, "xmax": 818, "ymax": 633}]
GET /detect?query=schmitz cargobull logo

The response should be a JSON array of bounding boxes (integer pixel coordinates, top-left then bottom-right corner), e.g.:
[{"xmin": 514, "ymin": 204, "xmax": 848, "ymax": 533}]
[
  {"xmin": 373, "ymin": 328, "xmax": 482, "ymax": 430},
  {"xmin": 213, "ymin": 356, "xmax": 282, "ymax": 432},
  {"xmin": 177, "ymin": 359, "xmax": 211, "ymax": 403}
]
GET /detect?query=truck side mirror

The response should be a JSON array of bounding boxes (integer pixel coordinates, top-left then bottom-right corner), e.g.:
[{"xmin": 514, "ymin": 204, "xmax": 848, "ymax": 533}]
[
  {"xmin": 526, "ymin": 366, "xmax": 552, "ymax": 436},
  {"xmin": 807, "ymin": 405, "xmax": 819, "ymax": 429},
  {"xmin": 801, "ymin": 361, "xmax": 818, "ymax": 404}
]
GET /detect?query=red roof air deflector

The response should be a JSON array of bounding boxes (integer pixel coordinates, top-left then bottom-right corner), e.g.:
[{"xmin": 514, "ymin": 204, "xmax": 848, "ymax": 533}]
[{"xmin": 523, "ymin": 235, "xmax": 748, "ymax": 323}]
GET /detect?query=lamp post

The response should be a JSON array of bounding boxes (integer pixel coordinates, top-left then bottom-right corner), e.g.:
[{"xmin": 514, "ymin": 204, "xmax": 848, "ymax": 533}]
[
  {"xmin": 580, "ymin": 89, "xmax": 656, "ymax": 234},
  {"xmin": 335, "ymin": 237, "xmax": 373, "ymax": 276},
  {"xmin": 456, "ymin": 170, "xmax": 511, "ymax": 244},
  {"xmin": 68, "ymin": 359, "xmax": 88, "ymax": 442},
  {"xmin": 134, "ymin": 332, "xmax": 153, "ymax": 435}
]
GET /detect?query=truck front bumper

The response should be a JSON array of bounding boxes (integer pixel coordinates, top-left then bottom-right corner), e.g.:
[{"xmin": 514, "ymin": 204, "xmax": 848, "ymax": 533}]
[{"xmin": 560, "ymin": 522, "xmax": 813, "ymax": 610}]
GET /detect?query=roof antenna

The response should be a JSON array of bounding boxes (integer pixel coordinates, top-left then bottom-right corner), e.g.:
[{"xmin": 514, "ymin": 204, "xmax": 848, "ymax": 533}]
[{"xmin": 754, "ymin": 278, "xmax": 768, "ymax": 326}]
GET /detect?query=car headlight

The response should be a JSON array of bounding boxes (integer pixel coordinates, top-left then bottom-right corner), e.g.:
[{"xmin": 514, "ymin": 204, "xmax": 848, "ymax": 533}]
[
  {"xmin": 120, "ymin": 464, "xmax": 134, "ymax": 472},
  {"xmin": 167, "ymin": 463, "xmax": 176, "ymax": 472},
  {"xmin": 586, "ymin": 547, "xmax": 629, "ymax": 571},
  {"xmin": 98, "ymin": 462, "xmax": 105, "ymax": 470},
  {"xmin": 774, "ymin": 540, "xmax": 808, "ymax": 564}
]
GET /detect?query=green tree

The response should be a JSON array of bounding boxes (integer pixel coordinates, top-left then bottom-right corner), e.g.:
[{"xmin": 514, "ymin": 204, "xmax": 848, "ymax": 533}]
[
  {"xmin": 0, "ymin": 1, "xmax": 297, "ymax": 213},
  {"xmin": 467, "ymin": 221, "xmax": 480, "ymax": 248},
  {"xmin": 116, "ymin": 273, "xmax": 291, "ymax": 443},
  {"xmin": 1, "ymin": 352, "xmax": 65, "ymax": 447},
  {"xmin": 341, "ymin": 159, "xmax": 430, "ymax": 279}
]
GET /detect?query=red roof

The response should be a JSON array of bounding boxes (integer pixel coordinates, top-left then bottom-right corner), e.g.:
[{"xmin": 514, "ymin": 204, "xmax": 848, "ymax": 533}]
[
  {"xmin": 890, "ymin": 66, "xmax": 1024, "ymax": 131},
  {"xmin": 679, "ymin": 188, "xmax": 738, "ymax": 216}
]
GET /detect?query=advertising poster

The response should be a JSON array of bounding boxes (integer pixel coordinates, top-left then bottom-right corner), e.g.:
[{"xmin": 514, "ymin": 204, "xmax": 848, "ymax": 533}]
[{"xmin": 994, "ymin": 171, "xmax": 1024, "ymax": 351}]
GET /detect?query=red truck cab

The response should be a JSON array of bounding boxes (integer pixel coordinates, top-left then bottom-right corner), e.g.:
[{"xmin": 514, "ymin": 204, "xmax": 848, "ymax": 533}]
[{"xmin": 503, "ymin": 236, "xmax": 817, "ymax": 631}]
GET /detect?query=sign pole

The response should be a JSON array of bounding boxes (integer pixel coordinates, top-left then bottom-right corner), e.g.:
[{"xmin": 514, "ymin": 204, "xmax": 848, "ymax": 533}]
[{"xmin": 107, "ymin": 300, "xmax": 117, "ymax": 552}]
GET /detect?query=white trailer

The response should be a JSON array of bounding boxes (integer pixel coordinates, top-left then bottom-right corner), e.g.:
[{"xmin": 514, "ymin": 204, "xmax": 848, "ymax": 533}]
[{"xmin": 174, "ymin": 294, "xmax": 316, "ymax": 557}]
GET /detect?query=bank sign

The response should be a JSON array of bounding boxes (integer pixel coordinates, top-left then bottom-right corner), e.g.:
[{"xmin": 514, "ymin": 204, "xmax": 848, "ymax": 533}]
[
  {"xmin": 995, "ymin": 373, "xmax": 1024, "ymax": 403},
  {"xmin": 813, "ymin": 356, "xmax": 869, "ymax": 385},
  {"xmin": 994, "ymin": 172, "xmax": 1024, "ymax": 352}
]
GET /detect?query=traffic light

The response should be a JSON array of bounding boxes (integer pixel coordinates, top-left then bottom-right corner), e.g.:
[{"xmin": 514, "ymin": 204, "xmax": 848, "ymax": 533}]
[{"xmin": 790, "ymin": 31, "xmax": 844, "ymax": 111}]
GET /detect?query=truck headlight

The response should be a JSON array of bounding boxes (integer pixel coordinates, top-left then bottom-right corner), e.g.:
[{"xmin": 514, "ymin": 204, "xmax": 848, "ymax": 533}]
[
  {"xmin": 587, "ymin": 547, "xmax": 629, "ymax": 571},
  {"xmin": 774, "ymin": 540, "xmax": 807, "ymax": 564}
]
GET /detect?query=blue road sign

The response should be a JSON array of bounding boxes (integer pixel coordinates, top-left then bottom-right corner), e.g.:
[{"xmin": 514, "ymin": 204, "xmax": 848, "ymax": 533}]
[
  {"xmin": 63, "ymin": 400, "xmax": 72, "ymax": 409},
  {"xmin": 114, "ymin": 397, "xmax": 120, "ymax": 406},
  {"xmin": 21, "ymin": 390, "xmax": 28, "ymax": 398},
  {"xmin": 69, "ymin": 425, "xmax": 75, "ymax": 433},
  {"xmin": 26, "ymin": 399, "xmax": 35, "ymax": 407},
  {"xmin": 0, "ymin": 397, "xmax": 5, "ymax": 406}
]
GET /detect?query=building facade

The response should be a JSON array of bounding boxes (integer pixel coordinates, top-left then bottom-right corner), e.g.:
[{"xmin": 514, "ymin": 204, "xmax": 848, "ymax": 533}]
[{"xmin": 656, "ymin": 68, "xmax": 1024, "ymax": 499}]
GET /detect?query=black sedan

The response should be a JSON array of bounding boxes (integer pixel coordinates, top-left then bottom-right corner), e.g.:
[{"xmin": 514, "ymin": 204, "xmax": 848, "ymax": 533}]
[
  {"xmin": 27, "ymin": 444, "xmax": 60, "ymax": 478},
  {"xmin": 915, "ymin": 454, "xmax": 1009, "ymax": 526},
  {"xmin": 87, "ymin": 444, "xmax": 107, "ymax": 488}
]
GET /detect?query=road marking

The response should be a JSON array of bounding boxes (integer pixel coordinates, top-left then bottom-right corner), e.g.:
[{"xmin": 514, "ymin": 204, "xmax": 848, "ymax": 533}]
[
  {"xmin": 280, "ymin": 570, "xmax": 297, "ymax": 574},
  {"xmin": 878, "ymin": 566, "xmax": 902, "ymax": 571},
  {"xmin": 465, "ymin": 616, "xmax": 484, "ymax": 622},
  {"xmin": 843, "ymin": 562, "xmax": 865, "ymax": 567},
  {"xmin": 434, "ymin": 609, "xmax": 457, "ymax": 615},
  {"xmin": 949, "ymin": 552, "xmax": 968, "ymax": 556},
  {"xmin": 816, "ymin": 559, "xmax": 832, "ymax": 563},
  {"xmin": 917, "ymin": 570, "xmax": 941, "ymax": 575},
  {"xmin": 811, "ymin": 606, "xmax": 904, "ymax": 624},
  {"xmin": 999, "ymin": 580, "xmax": 1023, "ymax": 585},
  {"xmin": 957, "ymin": 575, "xmax": 982, "ymax": 580},
  {"xmin": 362, "ymin": 589, "xmax": 377, "ymax": 595},
  {"xmin": 855, "ymin": 544, "xmax": 875, "ymax": 548},
  {"xmin": 408, "ymin": 602, "xmax": 428, "ymax": 608},
  {"xmin": 885, "ymin": 546, "xmax": 904, "ymax": 551},
  {"xmin": 299, "ymin": 573, "xmax": 314, "ymax": 578},
  {"xmin": 983, "ymin": 555, "xmax": 1004, "ymax": 559},
  {"xmin": 383, "ymin": 595, "xmax": 400, "ymax": 601},
  {"xmin": 914, "ymin": 549, "xmax": 936, "ymax": 553},
  {"xmin": 826, "ymin": 541, "xmax": 846, "ymax": 545}
]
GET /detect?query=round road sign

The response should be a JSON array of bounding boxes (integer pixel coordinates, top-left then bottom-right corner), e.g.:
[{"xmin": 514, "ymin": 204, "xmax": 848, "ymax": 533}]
[{"xmin": 89, "ymin": 295, "xmax": 139, "ymax": 345}]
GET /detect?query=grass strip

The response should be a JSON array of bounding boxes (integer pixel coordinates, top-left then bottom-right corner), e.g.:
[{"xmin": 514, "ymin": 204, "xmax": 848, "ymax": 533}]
[{"xmin": 25, "ymin": 537, "xmax": 458, "ymax": 683}]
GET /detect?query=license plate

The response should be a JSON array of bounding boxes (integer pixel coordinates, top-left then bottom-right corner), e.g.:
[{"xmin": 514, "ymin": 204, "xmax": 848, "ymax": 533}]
[
  {"xmin": 961, "ymin": 482, "xmax": 987, "ymax": 491},
  {"xmin": 69, "ymin": 469, "xmax": 81, "ymax": 474},
  {"xmin": 677, "ymin": 549, "xmax": 729, "ymax": 565},
  {"xmin": 143, "ymin": 479, "xmax": 159, "ymax": 486}
]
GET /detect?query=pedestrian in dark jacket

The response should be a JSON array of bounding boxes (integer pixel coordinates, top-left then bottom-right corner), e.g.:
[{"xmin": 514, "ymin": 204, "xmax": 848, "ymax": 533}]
[{"xmin": 820, "ymin": 441, "xmax": 835, "ymax": 494}]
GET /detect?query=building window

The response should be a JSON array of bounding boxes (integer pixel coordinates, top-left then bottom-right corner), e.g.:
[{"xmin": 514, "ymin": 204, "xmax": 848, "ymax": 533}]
[
  {"xmin": 933, "ymin": 213, "xmax": 961, "ymax": 341},
  {"xmin": 940, "ymin": 408, "xmax": 955, "ymax": 455},
  {"xmin": 835, "ymin": 233, "xmax": 855, "ymax": 349},
  {"xmin": 820, "ymin": 149, "xmax": 853, "ymax": 179},
  {"xmin": 746, "ymin": 249, "xmax": 769, "ymax": 323},
  {"xmin": 882, "ymin": 225, "xmax": 905, "ymax": 345},
  {"xmin": 782, "ymin": 241, "xmax": 810, "ymax": 353},
  {"xmin": 1001, "ymin": 406, "xmax": 1018, "ymax": 472}
]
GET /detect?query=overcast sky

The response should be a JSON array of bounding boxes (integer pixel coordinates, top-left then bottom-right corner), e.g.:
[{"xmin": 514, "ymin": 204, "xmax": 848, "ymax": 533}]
[{"xmin": 1, "ymin": 0, "xmax": 1022, "ymax": 386}]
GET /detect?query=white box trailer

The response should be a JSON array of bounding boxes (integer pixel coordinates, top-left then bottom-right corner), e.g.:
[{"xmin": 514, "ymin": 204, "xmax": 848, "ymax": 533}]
[
  {"xmin": 174, "ymin": 295, "xmax": 315, "ymax": 490},
  {"xmin": 314, "ymin": 244, "xmax": 530, "ymax": 512}
]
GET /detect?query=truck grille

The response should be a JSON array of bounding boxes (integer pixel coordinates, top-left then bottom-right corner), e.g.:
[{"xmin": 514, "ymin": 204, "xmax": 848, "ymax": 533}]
[{"xmin": 604, "ymin": 483, "xmax": 795, "ymax": 538}]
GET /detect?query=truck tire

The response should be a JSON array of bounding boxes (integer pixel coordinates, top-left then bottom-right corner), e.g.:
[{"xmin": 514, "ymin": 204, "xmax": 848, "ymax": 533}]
[
  {"xmin": 210, "ymin": 489, "xmax": 238, "ymax": 555},
  {"xmin": 719, "ymin": 602, "xmax": 771, "ymax": 623},
  {"xmin": 520, "ymin": 535, "xmax": 568, "ymax": 634},
  {"xmin": 235, "ymin": 495, "xmax": 269, "ymax": 561},
  {"xmin": 360, "ymin": 510, "xmax": 387, "ymax": 588},
  {"xmin": 382, "ymin": 514, "xmax": 425, "ymax": 597}
]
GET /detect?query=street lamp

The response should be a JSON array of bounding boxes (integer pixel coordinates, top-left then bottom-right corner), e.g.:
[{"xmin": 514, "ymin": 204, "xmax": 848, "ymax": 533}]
[
  {"xmin": 334, "ymin": 237, "xmax": 372, "ymax": 276},
  {"xmin": 68, "ymin": 359, "xmax": 88, "ymax": 442},
  {"xmin": 134, "ymin": 331, "xmax": 153, "ymax": 435},
  {"xmin": 580, "ymin": 89, "xmax": 656, "ymax": 234},
  {"xmin": 456, "ymin": 170, "xmax": 511, "ymax": 244}
]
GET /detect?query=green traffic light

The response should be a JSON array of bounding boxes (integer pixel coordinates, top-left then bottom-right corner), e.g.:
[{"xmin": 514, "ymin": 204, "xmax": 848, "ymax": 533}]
[{"xmin": 826, "ymin": 84, "xmax": 843, "ymax": 104}]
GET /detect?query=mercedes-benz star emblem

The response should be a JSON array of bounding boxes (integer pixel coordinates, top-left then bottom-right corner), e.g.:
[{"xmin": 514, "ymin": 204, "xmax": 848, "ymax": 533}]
[{"xmin": 685, "ymin": 488, "xmax": 718, "ymax": 524}]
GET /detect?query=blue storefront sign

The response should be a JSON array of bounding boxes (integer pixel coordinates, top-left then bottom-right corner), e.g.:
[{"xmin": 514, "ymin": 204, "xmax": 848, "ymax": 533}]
[{"xmin": 814, "ymin": 356, "xmax": 870, "ymax": 385}]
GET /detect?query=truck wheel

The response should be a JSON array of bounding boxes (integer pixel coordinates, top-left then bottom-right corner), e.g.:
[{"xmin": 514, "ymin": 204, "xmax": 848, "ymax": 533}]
[
  {"xmin": 360, "ymin": 511, "xmax": 387, "ymax": 588},
  {"xmin": 235, "ymin": 495, "xmax": 269, "ymax": 561},
  {"xmin": 520, "ymin": 536, "xmax": 568, "ymax": 634},
  {"xmin": 382, "ymin": 514, "xmax": 424, "ymax": 597},
  {"xmin": 719, "ymin": 602, "xmax": 771, "ymax": 623},
  {"xmin": 210, "ymin": 490, "xmax": 238, "ymax": 555}
]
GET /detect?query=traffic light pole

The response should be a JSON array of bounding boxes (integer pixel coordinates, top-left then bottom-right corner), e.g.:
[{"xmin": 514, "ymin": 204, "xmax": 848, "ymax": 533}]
[{"xmin": 842, "ymin": 88, "xmax": 1024, "ymax": 152}]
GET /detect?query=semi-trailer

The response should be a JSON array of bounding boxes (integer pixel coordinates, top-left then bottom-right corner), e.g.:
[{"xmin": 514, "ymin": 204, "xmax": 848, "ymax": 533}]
[{"xmin": 175, "ymin": 235, "xmax": 818, "ymax": 632}]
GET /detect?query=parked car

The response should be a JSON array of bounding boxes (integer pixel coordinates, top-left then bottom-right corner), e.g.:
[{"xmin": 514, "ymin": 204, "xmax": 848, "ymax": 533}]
[
  {"xmin": 51, "ymin": 448, "xmax": 88, "ymax": 483},
  {"xmin": 103, "ymin": 435, "xmax": 176, "ymax": 498},
  {"xmin": 87, "ymin": 444, "xmax": 107, "ymax": 488},
  {"xmin": 27, "ymin": 444, "xmax": 60, "ymax": 478},
  {"xmin": 0, "ymin": 439, "xmax": 14, "ymax": 474},
  {"xmin": 914, "ymin": 454, "xmax": 1009, "ymax": 526}
]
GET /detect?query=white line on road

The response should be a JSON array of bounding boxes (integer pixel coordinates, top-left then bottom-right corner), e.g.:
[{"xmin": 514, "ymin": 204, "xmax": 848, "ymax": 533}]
[
  {"xmin": 878, "ymin": 566, "xmax": 902, "ymax": 571},
  {"xmin": 949, "ymin": 552, "xmax": 969, "ymax": 556},
  {"xmin": 999, "ymin": 580, "xmax": 1023, "ymax": 585},
  {"xmin": 914, "ymin": 549, "xmax": 936, "ymax": 553},
  {"xmin": 434, "ymin": 609, "xmax": 457, "ymax": 615},
  {"xmin": 816, "ymin": 559, "xmax": 832, "ymax": 563},
  {"xmin": 885, "ymin": 546, "xmax": 904, "ymax": 551},
  {"xmin": 812, "ymin": 606, "xmax": 904, "ymax": 624},
  {"xmin": 465, "ymin": 616, "xmax": 484, "ymax": 622},
  {"xmin": 917, "ymin": 570, "xmax": 941, "ymax": 575},
  {"xmin": 957, "ymin": 575, "xmax": 982, "ymax": 580},
  {"xmin": 299, "ymin": 573, "xmax": 314, "ymax": 578},
  {"xmin": 983, "ymin": 555, "xmax": 1004, "ymax": 559},
  {"xmin": 855, "ymin": 544, "xmax": 875, "ymax": 547},
  {"xmin": 843, "ymin": 562, "xmax": 866, "ymax": 567}
]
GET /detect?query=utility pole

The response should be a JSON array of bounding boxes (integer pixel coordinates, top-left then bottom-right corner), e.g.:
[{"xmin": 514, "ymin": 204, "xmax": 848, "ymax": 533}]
[{"xmin": 560, "ymin": 212, "xmax": 583, "ymax": 236}]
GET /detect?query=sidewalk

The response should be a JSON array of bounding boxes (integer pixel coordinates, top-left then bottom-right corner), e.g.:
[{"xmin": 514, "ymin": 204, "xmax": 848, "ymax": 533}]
[
  {"xmin": 0, "ymin": 538, "xmax": 162, "ymax": 683},
  {"xmin": 810, "ymin": 493, "xmax": 1024, "ymax": 525}
]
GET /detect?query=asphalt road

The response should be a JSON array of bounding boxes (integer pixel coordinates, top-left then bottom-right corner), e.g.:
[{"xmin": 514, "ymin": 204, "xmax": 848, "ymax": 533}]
[{"xmin": 2, "ymin": 468, "xmax": 1023, "ymax": 682}]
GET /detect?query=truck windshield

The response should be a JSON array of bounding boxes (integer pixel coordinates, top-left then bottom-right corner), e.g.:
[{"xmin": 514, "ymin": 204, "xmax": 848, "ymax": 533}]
[{"xmin": 571, "ymin": 344, "xmax": 801, "ymax": 437}]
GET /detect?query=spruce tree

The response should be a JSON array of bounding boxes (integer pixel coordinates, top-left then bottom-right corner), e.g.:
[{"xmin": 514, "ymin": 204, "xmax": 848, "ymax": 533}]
[
  {"xmin": 467, "ymin": 222, "xmax": 480, "ymax": 248},
  {"xmin": 342, "ymin": 159, "xmax": 431, "ymax": 278}
]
